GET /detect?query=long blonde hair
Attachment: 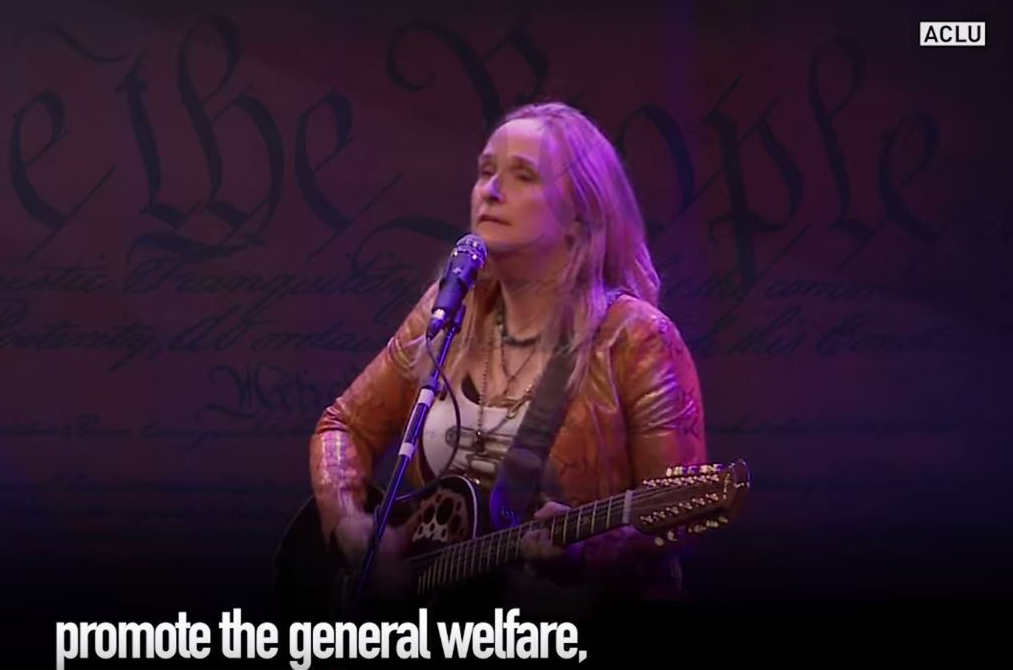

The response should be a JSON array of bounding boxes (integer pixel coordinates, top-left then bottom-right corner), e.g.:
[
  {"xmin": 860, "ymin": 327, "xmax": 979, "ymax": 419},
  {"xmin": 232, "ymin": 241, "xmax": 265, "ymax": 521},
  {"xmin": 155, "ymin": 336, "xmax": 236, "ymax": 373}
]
[{"xmin": 421, "ymin": 102, "xmax": 660, "ymax": 395}]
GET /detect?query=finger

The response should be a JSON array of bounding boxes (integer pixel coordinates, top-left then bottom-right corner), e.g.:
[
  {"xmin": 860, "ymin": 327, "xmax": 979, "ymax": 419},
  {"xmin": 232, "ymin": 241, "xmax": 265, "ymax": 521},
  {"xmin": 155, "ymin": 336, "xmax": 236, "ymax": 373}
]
[
  {"xmin": 521, "ymin": 530, "xmax": 546, "ymax": 560},
  {"xmin": 520, "ymin": 532, "xmax": 534, "ymax": 560},
  {"xmin": 380, "ymin": 524, "xmax": 410, "ymax": 555},
  {"xmin": 523, "ymin": 530, "xmax": 563, "ymax": 561},
  {"xmin": 536, "ymin": 531, "xmax": 564, "ymax": 559},
  {"xmin": 533, "ymin": 502, "xmax": 570, "ymax": 519}
]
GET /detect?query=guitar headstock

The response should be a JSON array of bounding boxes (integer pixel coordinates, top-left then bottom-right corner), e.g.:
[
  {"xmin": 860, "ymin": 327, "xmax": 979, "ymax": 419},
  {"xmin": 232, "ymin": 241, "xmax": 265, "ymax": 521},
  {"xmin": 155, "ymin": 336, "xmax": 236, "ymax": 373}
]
[{"xmin": 632, "ymin": 459, "xmax": 750, "ymax": 543}]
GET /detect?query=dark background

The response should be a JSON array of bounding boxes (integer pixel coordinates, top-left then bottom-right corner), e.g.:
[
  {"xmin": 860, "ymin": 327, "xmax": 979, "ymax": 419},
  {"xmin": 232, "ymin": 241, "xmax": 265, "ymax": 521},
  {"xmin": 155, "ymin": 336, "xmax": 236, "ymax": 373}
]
[{"xmin": 1, "ymin": 0, "xmax": 1010, "ymax": 667}]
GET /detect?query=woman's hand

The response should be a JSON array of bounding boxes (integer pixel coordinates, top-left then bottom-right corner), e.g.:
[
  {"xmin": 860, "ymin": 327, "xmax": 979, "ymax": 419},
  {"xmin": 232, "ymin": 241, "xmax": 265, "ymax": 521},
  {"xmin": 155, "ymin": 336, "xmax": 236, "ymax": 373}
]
[
  {"xmin": 332, "ymin": 508, "xmax": 412, "ymax": 596},
  {"xmin": 519, "ymin": 500, "xmax": 679, "ymax": 594},
  {"xmin": 519, "ymin": 501, "xmax": 572, "ymax": 561}
]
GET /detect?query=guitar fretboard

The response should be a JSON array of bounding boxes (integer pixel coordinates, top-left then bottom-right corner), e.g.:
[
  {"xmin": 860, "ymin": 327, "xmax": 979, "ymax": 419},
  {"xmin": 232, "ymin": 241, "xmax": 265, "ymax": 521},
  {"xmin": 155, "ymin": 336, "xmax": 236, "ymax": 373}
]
[{"xmin": 411, "ymin": 491, "xmax": 631, "ymax": 595}]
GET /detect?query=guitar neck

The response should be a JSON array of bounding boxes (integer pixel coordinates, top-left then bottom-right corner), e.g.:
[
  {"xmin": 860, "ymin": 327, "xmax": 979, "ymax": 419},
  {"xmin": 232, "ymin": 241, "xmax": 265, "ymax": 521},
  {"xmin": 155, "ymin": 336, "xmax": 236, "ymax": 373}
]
[{"xmin": 411, "ymin": 491, "xmax": 632, "ymax": 595}]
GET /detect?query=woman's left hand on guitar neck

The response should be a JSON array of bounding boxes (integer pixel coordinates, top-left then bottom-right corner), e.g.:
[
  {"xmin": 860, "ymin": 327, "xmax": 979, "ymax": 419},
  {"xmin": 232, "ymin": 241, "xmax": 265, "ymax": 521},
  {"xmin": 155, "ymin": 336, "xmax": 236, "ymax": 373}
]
[
  {"xmin": 519, "ymin": 501, "xmax": 580, "ymax": 562},
  {"xmin": 520, "ymin": 501, "xmax": 673, "ymax": 570}
]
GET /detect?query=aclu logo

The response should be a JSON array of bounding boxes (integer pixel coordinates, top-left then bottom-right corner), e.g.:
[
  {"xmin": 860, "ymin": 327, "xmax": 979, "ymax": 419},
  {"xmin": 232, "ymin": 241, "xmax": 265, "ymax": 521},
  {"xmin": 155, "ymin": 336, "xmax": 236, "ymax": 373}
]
[{"xmin": 919, "ymin": 22, "xmax": 986, "ymax": 46}]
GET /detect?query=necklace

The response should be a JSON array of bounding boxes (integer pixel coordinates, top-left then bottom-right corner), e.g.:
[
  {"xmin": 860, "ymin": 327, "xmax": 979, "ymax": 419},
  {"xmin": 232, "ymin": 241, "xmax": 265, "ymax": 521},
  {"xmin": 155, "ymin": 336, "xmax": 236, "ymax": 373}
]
[
  {"xmin": 499, "ymin": 326, "xmax": 537, "ymax": 395},
  {"xmin": 495, "ymin": 305, "xmax": 539, "ymax": 348},
  {"xmin": 474, "ymin": 324, "xmax": 534, "ymax": 454},
  {"xmin": 491, "ymin": 302, "xmax": 539, "ymax": 395}
]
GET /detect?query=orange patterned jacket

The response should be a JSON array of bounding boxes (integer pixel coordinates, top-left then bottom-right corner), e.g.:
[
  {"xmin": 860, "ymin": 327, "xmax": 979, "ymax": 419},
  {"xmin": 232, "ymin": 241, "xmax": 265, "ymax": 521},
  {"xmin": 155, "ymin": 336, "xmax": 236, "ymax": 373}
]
[{"xmin": 308, "ymin": 279, "xmax": 706, "ymax": 596}]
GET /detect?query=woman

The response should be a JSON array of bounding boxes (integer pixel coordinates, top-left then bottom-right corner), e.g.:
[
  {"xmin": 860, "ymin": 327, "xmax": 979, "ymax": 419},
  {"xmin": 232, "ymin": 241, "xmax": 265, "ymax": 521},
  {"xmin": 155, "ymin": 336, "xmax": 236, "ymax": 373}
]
[{"xmin": 309, "ymin": 101, "xmax": 706, "ymax": 615}]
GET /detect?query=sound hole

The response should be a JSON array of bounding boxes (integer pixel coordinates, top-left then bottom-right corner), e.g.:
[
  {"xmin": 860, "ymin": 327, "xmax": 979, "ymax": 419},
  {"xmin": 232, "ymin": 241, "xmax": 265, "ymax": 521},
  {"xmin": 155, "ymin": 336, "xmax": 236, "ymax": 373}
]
[{"xmin": 436, "ymin": 498, "xmax": 454, "ymax": 524}]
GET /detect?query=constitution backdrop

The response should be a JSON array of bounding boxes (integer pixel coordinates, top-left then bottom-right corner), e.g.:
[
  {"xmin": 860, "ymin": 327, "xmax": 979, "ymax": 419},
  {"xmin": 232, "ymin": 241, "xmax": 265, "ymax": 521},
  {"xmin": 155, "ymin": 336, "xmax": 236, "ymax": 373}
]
[{"xmin": 0, "ymin": 0, "xmax": 1010, "ymax": 667}]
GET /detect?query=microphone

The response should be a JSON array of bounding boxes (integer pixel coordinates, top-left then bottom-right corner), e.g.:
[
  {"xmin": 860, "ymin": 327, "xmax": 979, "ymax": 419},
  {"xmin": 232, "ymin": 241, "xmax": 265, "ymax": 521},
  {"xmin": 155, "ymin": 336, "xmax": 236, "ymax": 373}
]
[{"xmin": 427, "ymin": 234, "xmax": 488, "ymax": 339}]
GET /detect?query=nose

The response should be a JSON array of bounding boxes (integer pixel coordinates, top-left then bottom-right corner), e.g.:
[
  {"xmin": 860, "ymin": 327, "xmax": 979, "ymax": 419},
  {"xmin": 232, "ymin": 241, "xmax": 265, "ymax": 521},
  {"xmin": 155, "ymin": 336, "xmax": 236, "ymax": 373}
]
[{"xmin": 480, "ymin": 173, "xmax": 502, "ymax": 202}]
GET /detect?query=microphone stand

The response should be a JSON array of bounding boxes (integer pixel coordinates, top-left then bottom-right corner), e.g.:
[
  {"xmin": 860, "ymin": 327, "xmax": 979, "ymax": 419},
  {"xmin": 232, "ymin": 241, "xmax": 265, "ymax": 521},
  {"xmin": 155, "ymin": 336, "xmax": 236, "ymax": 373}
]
[{"xmin": 349, "ymin": 305, "xmax": 465, "ymax": 614}]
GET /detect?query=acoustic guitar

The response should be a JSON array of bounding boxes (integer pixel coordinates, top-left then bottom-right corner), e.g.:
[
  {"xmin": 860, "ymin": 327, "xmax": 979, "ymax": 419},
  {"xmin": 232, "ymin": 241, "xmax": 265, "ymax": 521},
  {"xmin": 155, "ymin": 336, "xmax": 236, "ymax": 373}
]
[{"xmin": 272, "ymin": 460, "xmax": 749, "ymax": 619}]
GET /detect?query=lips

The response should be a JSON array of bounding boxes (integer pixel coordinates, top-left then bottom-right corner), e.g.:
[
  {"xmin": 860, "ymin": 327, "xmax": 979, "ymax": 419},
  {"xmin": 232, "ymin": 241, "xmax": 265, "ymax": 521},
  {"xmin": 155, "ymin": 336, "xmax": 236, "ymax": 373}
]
[{"xmin": 478, "ymin": 214, "xmax": 507, "ymax": 225}]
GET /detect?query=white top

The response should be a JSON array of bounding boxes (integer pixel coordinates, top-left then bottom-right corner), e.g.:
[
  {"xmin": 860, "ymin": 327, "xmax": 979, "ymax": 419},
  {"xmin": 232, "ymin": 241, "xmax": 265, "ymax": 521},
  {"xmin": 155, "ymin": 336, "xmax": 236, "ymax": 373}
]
[
  {"xmin": 420, "ymin": 376, "xmax": 532, "ymax": 491},
  {"xmin": 418, "ymin": 374, "xmax": 564, "ymax": 501}
]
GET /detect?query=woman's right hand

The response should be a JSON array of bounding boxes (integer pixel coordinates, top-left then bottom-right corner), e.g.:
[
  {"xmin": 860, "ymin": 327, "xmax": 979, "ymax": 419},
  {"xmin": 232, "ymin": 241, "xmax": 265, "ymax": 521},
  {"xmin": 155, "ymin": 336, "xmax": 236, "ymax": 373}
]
[
  {"xmin": 332, "ymin": 508, "xmax": 412, "ymax": 596},
  {"xmin": 333, "ymin": 508, "xmax": 377, "ymax": 562}
]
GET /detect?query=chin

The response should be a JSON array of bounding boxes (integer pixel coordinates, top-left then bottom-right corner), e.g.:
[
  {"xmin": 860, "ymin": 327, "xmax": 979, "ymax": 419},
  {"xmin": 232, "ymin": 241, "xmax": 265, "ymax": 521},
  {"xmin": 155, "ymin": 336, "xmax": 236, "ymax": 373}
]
[
  {"xmin": 477, "ymin": 235, "xmax": 526, "ymax": 256},
  {"xmin": 474, "ymin": 222, "xmax": 547, "ymax": 258},
  {"xmin": 472, "ymin": 224, "xmax": 511, "ymax": 249}
]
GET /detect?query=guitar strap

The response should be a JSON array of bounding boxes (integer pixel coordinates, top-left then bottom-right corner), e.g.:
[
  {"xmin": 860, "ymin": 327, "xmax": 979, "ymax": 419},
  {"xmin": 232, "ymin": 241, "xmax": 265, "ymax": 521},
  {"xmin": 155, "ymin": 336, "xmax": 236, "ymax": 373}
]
[{"xmin": 489, "ymin": 289, "xmax": 625, "ymax": 531}]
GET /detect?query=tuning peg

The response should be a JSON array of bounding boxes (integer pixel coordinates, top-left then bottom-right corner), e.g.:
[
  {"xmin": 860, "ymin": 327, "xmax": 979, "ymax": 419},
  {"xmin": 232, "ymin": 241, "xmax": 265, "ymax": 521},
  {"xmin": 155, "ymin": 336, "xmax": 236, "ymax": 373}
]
[{"xmin": 654, "ymin": 529, "xmax": 683, "ymax": 546}]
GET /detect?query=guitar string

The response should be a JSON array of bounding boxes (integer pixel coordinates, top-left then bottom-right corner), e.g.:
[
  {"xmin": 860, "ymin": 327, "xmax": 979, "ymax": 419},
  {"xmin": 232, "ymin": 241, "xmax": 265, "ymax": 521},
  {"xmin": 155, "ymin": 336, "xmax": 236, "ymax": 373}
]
[
  {"xmin": 409, "ymin": 495, "xmax": 624, "ymax": 571},
  {"xmin": 411, "ymin": 492, "xmax": 715, "ymax": 593},
  {"xmin": 408, "ymin": 500, "xmax": 626, "ymax": 590},
  {"xmin": 405, "ymin": 479, "xmax": 730, "ymax": 585},
  {"xmin": 405, "ymin": 478, "xmax": 725, "ymax": 570}
]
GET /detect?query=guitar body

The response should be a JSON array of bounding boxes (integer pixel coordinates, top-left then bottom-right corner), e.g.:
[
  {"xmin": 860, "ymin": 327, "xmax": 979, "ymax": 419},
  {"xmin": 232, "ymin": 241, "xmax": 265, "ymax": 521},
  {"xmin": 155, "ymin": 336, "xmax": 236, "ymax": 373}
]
[
  {"xmin": 404, "ymin": 474, "xmax": 483, "ymax": 555},
  {"xmin": 272, "ymin": 476, "xmax": 489, "ymax": 622}
]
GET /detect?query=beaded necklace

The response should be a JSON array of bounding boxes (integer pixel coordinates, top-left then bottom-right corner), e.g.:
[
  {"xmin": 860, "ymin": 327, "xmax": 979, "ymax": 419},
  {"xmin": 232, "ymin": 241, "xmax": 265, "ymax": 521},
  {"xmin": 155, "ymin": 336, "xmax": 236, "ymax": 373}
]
[{"xmin": 473, "ymin": 307, "xmax": 539, "ymax": 454}]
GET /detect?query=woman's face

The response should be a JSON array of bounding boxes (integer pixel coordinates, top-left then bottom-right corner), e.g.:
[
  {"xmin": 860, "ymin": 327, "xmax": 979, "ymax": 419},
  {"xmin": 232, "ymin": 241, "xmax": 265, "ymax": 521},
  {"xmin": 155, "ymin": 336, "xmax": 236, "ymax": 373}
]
[{"xmin": 470, "ymin": 118, "xmax": 576, "ymax": 259}]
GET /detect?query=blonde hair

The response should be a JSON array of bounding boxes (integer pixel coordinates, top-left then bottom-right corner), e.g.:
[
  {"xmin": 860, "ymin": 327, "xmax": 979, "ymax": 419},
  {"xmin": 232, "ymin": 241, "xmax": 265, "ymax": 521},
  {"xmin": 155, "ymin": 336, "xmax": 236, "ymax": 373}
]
[{"xmin": 420, "ymin": 102, "xmax": 660, "ymax": 395}]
